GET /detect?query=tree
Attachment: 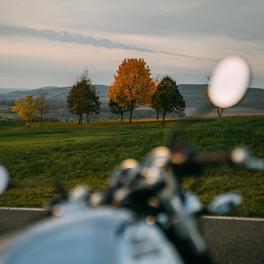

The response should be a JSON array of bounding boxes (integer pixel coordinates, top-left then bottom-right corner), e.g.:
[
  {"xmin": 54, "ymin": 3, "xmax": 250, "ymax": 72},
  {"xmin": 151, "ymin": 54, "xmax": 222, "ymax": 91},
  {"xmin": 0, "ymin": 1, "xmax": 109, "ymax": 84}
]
[
  {"xmin": 109, "ymin": 97, "xmax": 129, "ymax": 121},
  {"xmin": 216, "ymin": 108, "xmax": 224, "ymax": 119},
  {"xmin": 203, "ymin": 90, "xmax": 224, "ymax": 119},
  {"xmin": 151, "ymin": 76, "xmax": 185, "ymax": 124},
  {"xmin": 36, "ymin": 88, "xmax": 49, "ymax": 124},
  {"xmin": 11, "ymin": 96, "xmax": 38, "ymax": 126},
  {"xmin": 67, "ymin": 71, "xmax": 101, "ymax": 124},
  {"xmin": 151, "ymin": 76, "xmax": 163, "ymax": 120},
  {"xmin": 150, "ymin": 75, "xmax": 162, "ymax": 120},
  {"xmin": 151, "ymin": 95, "xmax": 161, "ymax": 120},
  {"xmin": 206, "ymin": 75, "xmax": 224, "ymax": 119},
  {"xmin": 109, "ymin": 58, "xmax": 155, "ymax": 123}
]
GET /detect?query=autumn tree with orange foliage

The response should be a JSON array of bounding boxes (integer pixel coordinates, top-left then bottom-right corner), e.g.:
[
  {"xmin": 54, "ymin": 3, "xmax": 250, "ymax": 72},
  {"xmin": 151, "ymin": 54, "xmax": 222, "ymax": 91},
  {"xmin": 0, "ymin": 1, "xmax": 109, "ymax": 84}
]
[
  {"xmin": 109, "ymin": 58, "xmax": 156, "ymax": 123},
  {"xmin": 12, "ymin": 96, "xmax": 38, "ymax": 127}
]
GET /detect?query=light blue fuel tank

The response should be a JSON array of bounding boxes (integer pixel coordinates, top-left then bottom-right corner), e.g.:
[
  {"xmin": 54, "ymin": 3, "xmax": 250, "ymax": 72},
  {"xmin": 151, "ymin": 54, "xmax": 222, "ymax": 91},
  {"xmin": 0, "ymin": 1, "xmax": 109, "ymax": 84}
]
[{"xmin": 1, "ymin": 208, "xmax": 184, "ymax": 264}]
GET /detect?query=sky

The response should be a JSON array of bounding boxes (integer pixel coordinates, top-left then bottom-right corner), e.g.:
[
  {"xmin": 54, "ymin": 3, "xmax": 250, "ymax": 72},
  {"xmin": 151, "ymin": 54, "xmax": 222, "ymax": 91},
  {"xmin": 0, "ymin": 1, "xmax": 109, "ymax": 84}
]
[{"xmin": 0, "ymin": 0, "xmax": 263, "ymax": 88}]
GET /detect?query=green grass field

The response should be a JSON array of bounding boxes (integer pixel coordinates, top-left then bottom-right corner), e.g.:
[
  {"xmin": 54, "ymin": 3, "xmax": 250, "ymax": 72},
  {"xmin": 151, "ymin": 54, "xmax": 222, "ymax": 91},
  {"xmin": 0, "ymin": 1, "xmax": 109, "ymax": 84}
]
[{"xmin": 0, "ymin": 116, "xmax": 263, "ymax": 217}]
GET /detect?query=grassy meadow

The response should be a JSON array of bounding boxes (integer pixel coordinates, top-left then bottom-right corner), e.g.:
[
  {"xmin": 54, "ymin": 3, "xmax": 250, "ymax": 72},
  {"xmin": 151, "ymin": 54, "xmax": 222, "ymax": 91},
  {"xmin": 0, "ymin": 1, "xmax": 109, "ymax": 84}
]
[{"xmin": 0, "ymin": 116, "xmax": 263, "ymax": 217}]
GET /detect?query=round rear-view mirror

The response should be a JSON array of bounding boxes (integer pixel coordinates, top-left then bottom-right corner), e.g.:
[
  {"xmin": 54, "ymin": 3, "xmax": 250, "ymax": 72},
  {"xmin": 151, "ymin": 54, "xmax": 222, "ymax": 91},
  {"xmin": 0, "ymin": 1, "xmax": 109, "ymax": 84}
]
[{"xmin": 208, "ymin": 56, "xmax": 251, "ymax": 108}]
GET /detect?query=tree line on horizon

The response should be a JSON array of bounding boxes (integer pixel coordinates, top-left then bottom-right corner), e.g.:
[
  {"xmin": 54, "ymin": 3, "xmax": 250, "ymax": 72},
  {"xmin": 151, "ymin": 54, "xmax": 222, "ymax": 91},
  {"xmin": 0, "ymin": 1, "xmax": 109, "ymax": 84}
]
[{"xmin": 11, "ymin": 57, "xmax": 187, "ymax": 126}]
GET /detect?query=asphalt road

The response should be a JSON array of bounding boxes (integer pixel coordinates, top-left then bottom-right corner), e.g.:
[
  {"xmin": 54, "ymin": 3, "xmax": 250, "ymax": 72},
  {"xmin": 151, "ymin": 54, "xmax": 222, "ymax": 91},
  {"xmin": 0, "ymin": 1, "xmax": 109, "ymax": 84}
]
[
  {"xmin": 0, "ymin": 209, "xmax": 263, "ymax": 264},
  {"xmin": 201, "ymin": 216, "xmax": 264, "ymax": 264}
]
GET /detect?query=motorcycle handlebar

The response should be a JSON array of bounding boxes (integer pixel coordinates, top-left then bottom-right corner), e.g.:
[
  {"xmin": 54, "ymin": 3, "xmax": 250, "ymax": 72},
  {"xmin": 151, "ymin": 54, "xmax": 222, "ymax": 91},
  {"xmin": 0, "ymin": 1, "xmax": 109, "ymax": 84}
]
[
  {"xmin": 108, "ymin": 147, "xmax": 263, "ymax": 202},
  {"xmin": 170, "ymin": 147, "xmax": 264, "ymax": 171}
]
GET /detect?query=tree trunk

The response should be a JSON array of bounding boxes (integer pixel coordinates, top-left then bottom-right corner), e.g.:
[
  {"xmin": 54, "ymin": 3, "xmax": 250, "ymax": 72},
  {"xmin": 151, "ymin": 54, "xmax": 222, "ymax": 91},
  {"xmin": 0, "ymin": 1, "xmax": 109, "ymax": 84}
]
[
  {"xmin": 156, "ymin": 111, "xmax": 159, "ymax": 120},
  {"xmin": 26, "ymin": 115, "xmax": 31, "ymax": 127},
  {"xmin": 40, "ymin": 111, "xmax": 43, "ymax": 124},
  {"xmin": 120, "ymin": 112, "xmax": 124, "ymax": 122},
  {"xmin": 217, "ymin": 108, "xmax": 224, "ymax": 119},
  {"xmin": 86, "ymin": 113, "xmax": 90, "ymax": 123},
  {"xmin": 78, "ymin": 113, "xmax": 83, "ymax": 125},
  {"xmin": 129, "ymin": 108, "xmax": 133, "ymax": 123},
  {"xmin": 161, "ymin": 112, "xmax": 166, "ymax": 124}
]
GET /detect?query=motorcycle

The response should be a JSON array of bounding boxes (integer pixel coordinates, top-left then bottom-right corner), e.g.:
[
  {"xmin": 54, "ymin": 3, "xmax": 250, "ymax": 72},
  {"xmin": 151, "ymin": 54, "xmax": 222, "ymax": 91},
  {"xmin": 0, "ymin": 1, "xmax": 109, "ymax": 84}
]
[{"xmin": 0, "ymin": 56, "xmax": 263, "ymax": 264}]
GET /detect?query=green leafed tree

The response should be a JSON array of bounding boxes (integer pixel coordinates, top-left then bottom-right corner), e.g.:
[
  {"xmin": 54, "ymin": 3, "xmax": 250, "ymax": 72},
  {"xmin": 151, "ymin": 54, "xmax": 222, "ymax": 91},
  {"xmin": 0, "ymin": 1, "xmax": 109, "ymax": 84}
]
[
  {"xmin": 67, "ymin": 71, "xmax": 101, "ymax": 124},
  {"xmin": 109, "ymin": 98, "xmax": 129, "ymax": 121},
  {"xmin": 151, "ymin": 76, "xmax": 185, "ymax": 124}
]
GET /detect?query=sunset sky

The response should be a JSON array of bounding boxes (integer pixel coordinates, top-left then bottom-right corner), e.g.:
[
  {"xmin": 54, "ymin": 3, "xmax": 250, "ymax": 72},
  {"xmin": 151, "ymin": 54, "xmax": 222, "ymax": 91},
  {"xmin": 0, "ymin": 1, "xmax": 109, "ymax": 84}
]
[{"xmin": 0, "ymin": 0, "xmax": 263, "ymax": 88}]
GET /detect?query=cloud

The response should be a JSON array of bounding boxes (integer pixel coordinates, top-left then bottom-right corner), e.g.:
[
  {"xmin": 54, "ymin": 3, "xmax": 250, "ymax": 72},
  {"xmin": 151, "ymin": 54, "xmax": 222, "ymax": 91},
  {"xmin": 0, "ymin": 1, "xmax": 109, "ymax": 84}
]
[
  {"xmin": 0, "ymin": 24, "xmax": 150, "ymax": 51},
  {"xmin": 0, "ymin": 1, "xmax": 263, "ymax": 88},
  {"xmin": 0, "ymin": 24, "xmax": 214, "ymax": 61}
]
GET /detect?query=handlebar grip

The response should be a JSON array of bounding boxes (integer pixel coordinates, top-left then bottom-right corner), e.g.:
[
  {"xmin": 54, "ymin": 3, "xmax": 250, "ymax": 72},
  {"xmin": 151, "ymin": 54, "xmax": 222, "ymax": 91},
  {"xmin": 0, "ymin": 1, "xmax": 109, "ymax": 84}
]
[
  {"xmin": 171, "ymin": 147, "xmax": 264, "ymax": 171},
  {"xmin": 231, "ymin": 148, "xmax": 264, "ymax": 170}
]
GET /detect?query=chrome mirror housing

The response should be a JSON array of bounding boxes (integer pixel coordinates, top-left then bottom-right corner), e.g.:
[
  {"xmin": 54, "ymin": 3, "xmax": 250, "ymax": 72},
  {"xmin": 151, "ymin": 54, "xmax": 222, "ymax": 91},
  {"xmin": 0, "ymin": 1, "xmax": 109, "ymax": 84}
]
[{"xmin": 208, "ymin": 56, "xmax": 251, "ymax": 109}]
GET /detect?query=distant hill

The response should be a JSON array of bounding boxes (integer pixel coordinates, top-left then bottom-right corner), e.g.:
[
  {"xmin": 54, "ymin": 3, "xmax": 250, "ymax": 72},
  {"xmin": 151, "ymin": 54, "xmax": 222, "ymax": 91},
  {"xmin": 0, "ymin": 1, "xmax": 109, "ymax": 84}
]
[
  {"xmin": 0, "ymin": 85, "xmax": 109, "ymax": 102},
  {"xmin": 178, "ymin": 84, "xmax": 264, "ymax": 109},
  {"xmin": 1, "ymin": 84, "xmax": 263, "ymax": 107},
  {"xmin": 0, "ymin": 88, "xmax": 27, "ymax": 94}
]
